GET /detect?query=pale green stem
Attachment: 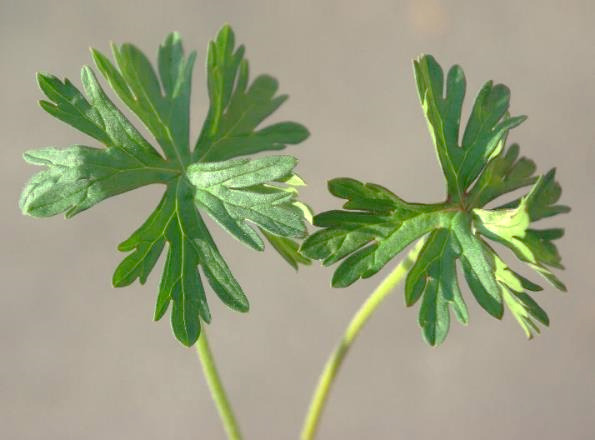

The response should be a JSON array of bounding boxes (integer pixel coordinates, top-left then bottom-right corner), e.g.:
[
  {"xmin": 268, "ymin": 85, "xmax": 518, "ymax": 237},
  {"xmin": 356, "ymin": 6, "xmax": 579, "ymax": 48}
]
[
  {"xmin": 300, "ymin": 241, "xmax": 424, "ymax": 440},
  {"xmin": 196, "ymin": 329, "xmax": 243, "ymax": 440}
]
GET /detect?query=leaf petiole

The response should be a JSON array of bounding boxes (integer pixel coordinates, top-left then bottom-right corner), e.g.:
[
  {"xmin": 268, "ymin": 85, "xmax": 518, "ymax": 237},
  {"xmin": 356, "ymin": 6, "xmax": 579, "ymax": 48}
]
[
  {"xmin": 196, "ymin": 328, "xmax": 243, "ymax": 440},
  {"xmin": 300, "ymin": 240, "xmax": 425, "ymax": 440}
]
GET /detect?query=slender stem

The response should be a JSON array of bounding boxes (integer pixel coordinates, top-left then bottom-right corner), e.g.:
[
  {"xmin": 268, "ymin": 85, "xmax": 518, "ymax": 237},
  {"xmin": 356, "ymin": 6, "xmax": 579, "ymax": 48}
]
[
  {"xmin": 300, "ymin": 241, "xmax": 424, "ymax": 440},
  {"xmin": 196, "ymin": 329, "xmax": 243, "ymax": 440}
]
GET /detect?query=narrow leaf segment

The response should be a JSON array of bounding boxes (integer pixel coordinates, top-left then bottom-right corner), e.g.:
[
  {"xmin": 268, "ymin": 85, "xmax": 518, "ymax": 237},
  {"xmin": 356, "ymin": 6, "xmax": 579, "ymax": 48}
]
[{"xmin": 301, "ymin": 54, "xmax": 569, "ymax": 345}]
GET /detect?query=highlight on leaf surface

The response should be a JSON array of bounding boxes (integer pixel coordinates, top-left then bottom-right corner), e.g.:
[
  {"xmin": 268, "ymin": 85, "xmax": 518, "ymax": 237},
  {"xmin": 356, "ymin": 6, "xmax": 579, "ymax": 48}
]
[
  {"xmin": 20, "ymin": 25, "xmax": 311, "ymax": 347},
  {"xmin": 301, "ymin": 54, "xmax": 569, "ymax": 346}
]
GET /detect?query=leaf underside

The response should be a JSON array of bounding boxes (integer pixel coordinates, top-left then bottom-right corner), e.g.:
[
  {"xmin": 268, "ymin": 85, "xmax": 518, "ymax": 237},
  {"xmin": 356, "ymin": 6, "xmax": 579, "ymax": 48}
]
[
  {"xmin": 21, "ymin": 25, "xmax": 311, "ymax": 346},
  {"xmin": 301, "ymin": 54, "xmax": 569, "ymax": 346}
]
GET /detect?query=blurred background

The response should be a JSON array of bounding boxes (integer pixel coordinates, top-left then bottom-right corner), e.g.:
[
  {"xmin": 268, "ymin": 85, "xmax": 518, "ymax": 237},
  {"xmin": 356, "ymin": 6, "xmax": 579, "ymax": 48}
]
[{"xmin": 2, "ymin": 0, "xmax": 594, "ymax": 438}]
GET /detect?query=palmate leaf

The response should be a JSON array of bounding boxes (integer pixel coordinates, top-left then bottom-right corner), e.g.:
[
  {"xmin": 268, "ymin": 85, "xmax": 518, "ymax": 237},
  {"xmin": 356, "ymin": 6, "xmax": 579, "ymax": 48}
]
[
  {"xmin": 301, "ymin": 54, "xmax": 569, "ymax": 346},
  {"xmin": 20, "ymin": 25, "xmax": 310, "ymax": 347}
]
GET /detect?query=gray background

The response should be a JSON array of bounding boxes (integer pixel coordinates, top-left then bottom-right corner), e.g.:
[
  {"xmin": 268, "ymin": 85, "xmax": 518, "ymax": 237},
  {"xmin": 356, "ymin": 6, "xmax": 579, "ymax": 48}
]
[{"xmin": 2, "ymin": 0, "xmax": 594, "ymax": 439}]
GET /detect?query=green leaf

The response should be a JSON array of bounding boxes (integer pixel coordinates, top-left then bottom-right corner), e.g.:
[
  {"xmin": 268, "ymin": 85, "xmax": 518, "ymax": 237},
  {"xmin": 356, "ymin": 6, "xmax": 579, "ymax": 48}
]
[
  {"xmin": 328, "ymin": 208, "xmax": 454, "ymax": 288},
  {"xmin": 304, "ymin": 54, "xmax": 568, "ymax": 345},
  {"xmin": 194, "ymin": 25, "xmax": 309, "ymax": 163},
  {"xmin": 405, "ymin": 229, "xmax": 468, "ymax": 346},
  {"xmin": 413, "ymin": 54, "xmax": 526, "ymax": 202},
  {"xmin": 36, "ymin": 69, "xmax": 165, "ymax": 162},
  {"xmin": 21, "ymin": 26, "xmax": 310, "ymax": 347},
  {"xmin": 473, "ymin": 175, "xmax": 568, "ymax": 291},
  {"xmin": 92, "ymin": 32, "xmax": 197, "ymax": 164},
  {"xmin": 187, "ymin": 155, "xmax": 306, "ymax": 251},
  {"xmin": 20, "ymin": 145, "xmax": 176, "ymax": 218},
  {"xmin": 498, "ymin": 168, "xmax": 570, "ymax": 220},
  {"xmin": 451, "ymin": 213, "xmax": 504, "ymax": 319},
  {"xmin": 493, "ymin": 252, "xmax": 549, "ymax": 339},
  {"xmin": 301, "ymin": 178, "xmax": 455, "ymax": 288},
  {"xmin": 466, "ymin": 143, "xmax": 537, "ymax": 207},
  {"xmin": 261, "ymin": 230, "xmax": 311, "ymax": 270}
]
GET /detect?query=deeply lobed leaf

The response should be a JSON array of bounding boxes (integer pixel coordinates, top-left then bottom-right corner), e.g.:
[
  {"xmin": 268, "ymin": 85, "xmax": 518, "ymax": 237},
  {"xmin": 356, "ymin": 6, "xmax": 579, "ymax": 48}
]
[
  {"xmin": 21, "ymin": 25, "xmax": 311, "ymax": 346},
  {"xmin": 302, "ymin": 55, "xmax": 569, "ymax": 345}
]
